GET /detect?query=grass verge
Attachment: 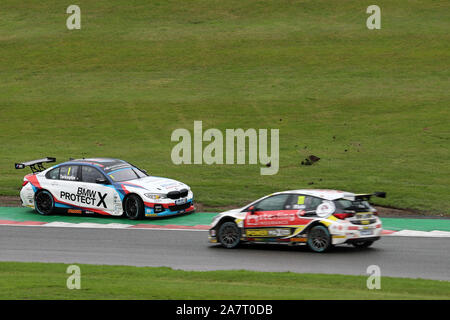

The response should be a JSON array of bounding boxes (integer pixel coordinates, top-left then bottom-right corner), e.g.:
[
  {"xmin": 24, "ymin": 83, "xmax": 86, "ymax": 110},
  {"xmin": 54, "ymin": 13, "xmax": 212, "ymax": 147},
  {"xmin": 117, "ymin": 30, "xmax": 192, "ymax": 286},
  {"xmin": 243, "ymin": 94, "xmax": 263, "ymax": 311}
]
[{"xmin": 0, "ymin": 262, "xmax": 448, "ymax": 299}]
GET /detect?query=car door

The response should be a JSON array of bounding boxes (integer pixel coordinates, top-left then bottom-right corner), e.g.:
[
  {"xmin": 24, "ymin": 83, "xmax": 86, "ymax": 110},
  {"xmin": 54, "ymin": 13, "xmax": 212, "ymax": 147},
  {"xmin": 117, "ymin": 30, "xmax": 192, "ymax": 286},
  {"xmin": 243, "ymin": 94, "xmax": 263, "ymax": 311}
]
[
  {"xmin": 78, "ymin": 165, "xmax": 117, "ymax": 215},
  {"xmin": 243, "ymin": 194, "xmax": 320, "ymax": 239},
  {"xmin": 52, "ymin": 164, "xmax": 84, "ymax": 210},
  {"xmin": 243, "ymin": 194, "xmax": 294, "ymax": 238}
]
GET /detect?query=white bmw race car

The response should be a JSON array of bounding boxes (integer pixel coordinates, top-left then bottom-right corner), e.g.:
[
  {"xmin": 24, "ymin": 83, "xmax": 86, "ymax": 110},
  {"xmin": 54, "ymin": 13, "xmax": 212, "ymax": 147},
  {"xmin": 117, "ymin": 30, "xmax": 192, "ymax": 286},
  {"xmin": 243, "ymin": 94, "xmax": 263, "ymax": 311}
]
[
  {"xmin": 16, "ymin": 157, "xmax": 194, "ymax": 219},
  {"xmin": 209, "ymin": 189, "xmax": 385, "ymax": 252}
]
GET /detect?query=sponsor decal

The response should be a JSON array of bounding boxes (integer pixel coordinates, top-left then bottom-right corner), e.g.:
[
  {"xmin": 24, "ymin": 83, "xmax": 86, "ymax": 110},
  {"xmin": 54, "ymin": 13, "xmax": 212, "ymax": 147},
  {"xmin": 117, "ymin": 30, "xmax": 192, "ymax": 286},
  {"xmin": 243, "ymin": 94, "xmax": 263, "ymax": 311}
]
[
  {"xmin": 246, "ymin": 210, "xmax": 312, "ymax": 227},
  {"xmin": 356, "ymin": 213, "xmax": 372, "ymax": 219},
  {"xmin": 268, "ymin": 228, "xmax": 291, "ymax": 236},
  {"xmin": 246, "ymin": 212, "xmax": 295, "ymax": 226},
  {"xmin": 59, "ymin": 187, "xmax": 108, "ymax": 208},
  {"xmin": 60, "ymin": 175, "xmax": 77, "ymax": 181},
  {"xmin": 246, "ymin": 228, "xmax": 291, "ymax": 237},
  {"xmin": 290, "ymin": 237, "xmax": 307, "ymax": 242},
  {"xmin": 246, "ymin": 229, "xmax": 268, "ymax": 237},
  {"xmin": 315, "ymin": 201, "xmax": 336, "ymax": 217},
  {"xmin": 67, "ymin": 209, "xmax": 82, "ymax": 214}
]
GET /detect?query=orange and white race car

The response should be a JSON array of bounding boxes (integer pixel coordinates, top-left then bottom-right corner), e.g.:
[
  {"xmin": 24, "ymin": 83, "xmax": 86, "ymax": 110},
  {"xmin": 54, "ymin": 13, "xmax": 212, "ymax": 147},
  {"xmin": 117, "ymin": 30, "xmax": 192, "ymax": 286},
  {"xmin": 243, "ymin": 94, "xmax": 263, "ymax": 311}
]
[{"xmin": 209, "ymin": 189, "xmax": 385, "ymax": 252}]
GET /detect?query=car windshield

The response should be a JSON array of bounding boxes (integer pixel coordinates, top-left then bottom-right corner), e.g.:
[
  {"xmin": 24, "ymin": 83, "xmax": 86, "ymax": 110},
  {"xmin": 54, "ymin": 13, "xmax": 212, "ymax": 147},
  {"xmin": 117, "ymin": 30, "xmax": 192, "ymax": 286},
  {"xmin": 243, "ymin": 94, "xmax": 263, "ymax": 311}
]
[
  {"xmin": 335, "ymin": 199, "xmax": 373, "ymax": 211},
  {"xmin": 107, "ymin": 167, "xmax": 147, "ymax": 182}
]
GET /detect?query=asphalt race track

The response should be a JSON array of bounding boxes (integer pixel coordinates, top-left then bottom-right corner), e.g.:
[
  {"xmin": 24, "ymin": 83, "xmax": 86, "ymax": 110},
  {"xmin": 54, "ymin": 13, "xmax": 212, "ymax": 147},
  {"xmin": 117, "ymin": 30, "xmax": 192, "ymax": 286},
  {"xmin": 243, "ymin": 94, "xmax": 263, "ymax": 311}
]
[{"xmin": 0, "ymin": 225, "xmax": 449, "ymax": 281}]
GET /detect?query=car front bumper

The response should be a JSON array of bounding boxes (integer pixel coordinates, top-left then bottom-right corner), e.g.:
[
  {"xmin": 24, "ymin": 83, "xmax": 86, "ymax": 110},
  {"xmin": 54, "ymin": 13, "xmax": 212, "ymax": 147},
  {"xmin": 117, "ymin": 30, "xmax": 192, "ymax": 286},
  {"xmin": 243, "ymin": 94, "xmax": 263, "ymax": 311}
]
[{"xmin": 143, "ymin": 199, "xmax": 195, "ymax": 217}]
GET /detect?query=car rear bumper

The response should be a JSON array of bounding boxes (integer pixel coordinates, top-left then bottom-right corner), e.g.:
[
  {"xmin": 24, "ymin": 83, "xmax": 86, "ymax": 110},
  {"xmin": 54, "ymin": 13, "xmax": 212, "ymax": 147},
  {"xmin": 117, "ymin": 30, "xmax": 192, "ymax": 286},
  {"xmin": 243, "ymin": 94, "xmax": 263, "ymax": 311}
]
[
  {"xmin": 331, "ymin": 227, "xmax": 383, "ymax": 245},
  {"xmin": 20, "ymin": 185, "xmax": 35, "ymax": 208}
]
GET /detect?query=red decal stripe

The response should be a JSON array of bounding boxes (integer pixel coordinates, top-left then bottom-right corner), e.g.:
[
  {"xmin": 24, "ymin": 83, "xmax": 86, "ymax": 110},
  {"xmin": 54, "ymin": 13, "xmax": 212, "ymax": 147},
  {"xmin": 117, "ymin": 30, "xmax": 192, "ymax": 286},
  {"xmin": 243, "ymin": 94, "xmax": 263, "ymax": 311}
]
[
  {"xmin": 26, "ymin": 174, "xmax": 41, "ymax": 189},
  {"xmin": 0, "ymin": 220, "xmax": 47, "ymax": 226},
  {"xmin": 121, "ymin": 184, "xmax": 130, "ymax": 194},
  {"xmin": 53, "ymin": 198, "xmax": 110, "ymax": 216}
]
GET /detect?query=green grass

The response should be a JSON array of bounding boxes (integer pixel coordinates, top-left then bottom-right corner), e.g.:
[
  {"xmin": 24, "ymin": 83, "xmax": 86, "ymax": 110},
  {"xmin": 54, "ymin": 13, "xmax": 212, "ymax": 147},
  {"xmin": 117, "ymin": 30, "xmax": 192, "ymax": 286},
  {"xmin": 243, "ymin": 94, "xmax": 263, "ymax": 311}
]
[
  {"xmin": 0, "ymin": 1, "xmax": 449, "ymax": 214},
  {"xmin": 0, "ymin": 262, "xmax": 449, "ymax": 299}
]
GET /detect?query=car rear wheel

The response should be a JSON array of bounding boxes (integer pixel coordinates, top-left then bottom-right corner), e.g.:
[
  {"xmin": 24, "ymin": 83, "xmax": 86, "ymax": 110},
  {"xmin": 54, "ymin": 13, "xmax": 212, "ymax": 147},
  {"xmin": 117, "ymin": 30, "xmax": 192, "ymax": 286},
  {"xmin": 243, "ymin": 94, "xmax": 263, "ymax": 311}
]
[
  {"xmin": 352, "ymin": 240, "xmax": 374, "ymax": 248},
  {"xmin": 217, "ymin": 222, "xmax": 241, "ymax": 249},
  {"xmin": 307, "ymin": 225, "xmax": 332, "ymax": 253},
  {"xmin": 35, "ymin": 190, "xmax": 55, "ymax": 215},
  {"xmin": 124, "ymin": 194, "xmax": 144, "ymax": 220}
]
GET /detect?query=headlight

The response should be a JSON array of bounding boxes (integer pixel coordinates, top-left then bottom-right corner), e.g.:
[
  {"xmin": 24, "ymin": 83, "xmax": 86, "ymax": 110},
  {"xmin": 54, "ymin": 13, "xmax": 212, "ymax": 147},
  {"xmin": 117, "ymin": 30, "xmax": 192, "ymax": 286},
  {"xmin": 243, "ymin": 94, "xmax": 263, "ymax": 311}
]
[{"xmin": 144, "ymin": 193, "xmax": 167, "ymax": 200}]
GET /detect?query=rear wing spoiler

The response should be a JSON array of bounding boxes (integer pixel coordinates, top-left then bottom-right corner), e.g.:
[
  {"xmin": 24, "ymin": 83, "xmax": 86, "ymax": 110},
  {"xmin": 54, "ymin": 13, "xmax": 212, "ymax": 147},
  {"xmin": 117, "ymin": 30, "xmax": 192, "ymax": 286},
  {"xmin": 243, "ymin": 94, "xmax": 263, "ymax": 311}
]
[
  {"xmin": 354, "ymin": 192, "xmax": 387, "ymax": 201},
  {"xmin": 15, "ymin": 157, "xmax": 56, "ymax": 173}
]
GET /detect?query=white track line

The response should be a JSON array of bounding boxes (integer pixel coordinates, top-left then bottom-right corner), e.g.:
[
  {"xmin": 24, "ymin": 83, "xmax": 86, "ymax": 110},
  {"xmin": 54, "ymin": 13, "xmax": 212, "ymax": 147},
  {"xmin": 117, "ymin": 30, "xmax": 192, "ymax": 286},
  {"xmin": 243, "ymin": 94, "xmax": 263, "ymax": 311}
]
[{"xmin": 385, "ymin": 229, "xmax": 450, "ymax": 237}]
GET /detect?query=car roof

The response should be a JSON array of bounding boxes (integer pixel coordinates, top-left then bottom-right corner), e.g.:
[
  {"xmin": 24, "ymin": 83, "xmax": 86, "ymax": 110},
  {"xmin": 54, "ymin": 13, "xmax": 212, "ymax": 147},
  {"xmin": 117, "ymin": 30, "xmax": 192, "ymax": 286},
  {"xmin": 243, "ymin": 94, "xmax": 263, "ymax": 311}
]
[
  {"xmin": 61, "ymin": 158, "xmax": 132, "ymax": 172},
  {"xmin": 274, "ymin": 189, "xmax": 356, "ymax": 201}
]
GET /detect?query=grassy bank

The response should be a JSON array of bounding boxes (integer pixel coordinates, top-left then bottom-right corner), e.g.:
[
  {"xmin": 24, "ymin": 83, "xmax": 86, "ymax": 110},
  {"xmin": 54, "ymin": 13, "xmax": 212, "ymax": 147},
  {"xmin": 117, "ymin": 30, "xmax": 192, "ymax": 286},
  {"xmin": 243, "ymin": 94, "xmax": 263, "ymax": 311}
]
[{"xmin": 0, "ymin": 0, "xmax": 448, "ymax": 213}]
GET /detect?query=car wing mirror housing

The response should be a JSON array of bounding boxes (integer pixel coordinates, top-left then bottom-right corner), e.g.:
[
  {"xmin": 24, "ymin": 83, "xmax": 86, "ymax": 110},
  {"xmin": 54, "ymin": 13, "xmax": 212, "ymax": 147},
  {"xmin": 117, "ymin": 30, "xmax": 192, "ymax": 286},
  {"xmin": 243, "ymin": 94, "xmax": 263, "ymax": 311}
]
[{"xmin": 248, "ymin": 206, "xmax": 256, "ymax": 214}]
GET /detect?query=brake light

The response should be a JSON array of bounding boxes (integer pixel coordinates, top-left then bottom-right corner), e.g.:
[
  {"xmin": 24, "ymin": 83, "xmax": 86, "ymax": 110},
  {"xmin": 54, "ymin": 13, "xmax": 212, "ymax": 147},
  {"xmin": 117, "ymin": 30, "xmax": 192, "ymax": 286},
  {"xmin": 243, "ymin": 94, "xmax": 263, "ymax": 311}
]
[
  {"xmin": 22, "ymin": 180, "xmax": 29, "ymax": 187},
  {"xmin": 333, "ymin": 213, "xmax": 354, "ymax": 219}
]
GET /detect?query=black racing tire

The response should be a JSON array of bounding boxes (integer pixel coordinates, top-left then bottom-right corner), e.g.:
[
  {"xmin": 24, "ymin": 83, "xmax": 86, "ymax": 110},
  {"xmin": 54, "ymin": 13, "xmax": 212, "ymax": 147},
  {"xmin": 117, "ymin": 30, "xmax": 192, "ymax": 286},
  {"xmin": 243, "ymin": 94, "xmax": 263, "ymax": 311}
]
[
  {"xmin": 352, "ymin": 240, "xmax": 374, "ymax": 248},
  {"xmin": 35, "ymin": 190, "xmax": 55, "ymax": 215},
  {"xmin": 124, "ymin": 194, "xmax": 145, "ymax": 220},
  {"xmin": 217, "ymin": 222, "xmax": 241, "ymax": 249},
  {"xmin": 307, "ymin": 225, "xmax": 333, "ymax": 253}
]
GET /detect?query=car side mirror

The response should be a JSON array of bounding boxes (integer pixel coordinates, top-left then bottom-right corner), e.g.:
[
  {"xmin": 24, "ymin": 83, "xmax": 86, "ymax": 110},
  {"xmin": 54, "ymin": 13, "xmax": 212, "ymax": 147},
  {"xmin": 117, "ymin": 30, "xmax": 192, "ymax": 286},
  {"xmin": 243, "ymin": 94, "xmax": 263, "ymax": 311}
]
[
  {"xmin": 248, "ymin": 206, "xmax": 256, "ymax": 214},
  {"xmin": 95, "ymin": 178, "xmax": 109, "ymax": 185}
]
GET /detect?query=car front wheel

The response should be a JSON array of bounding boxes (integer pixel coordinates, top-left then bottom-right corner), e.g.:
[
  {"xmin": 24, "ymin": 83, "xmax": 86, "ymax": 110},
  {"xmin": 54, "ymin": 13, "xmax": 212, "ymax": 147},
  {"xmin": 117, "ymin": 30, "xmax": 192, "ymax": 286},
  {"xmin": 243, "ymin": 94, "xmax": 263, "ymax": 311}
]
[
  {"xmin": 124, "ymin": 194, "xmax": 144, "ymax": 220},
  {"xmin": 217, "ymin": 222, "xmax": 241, "ymax": 249}
]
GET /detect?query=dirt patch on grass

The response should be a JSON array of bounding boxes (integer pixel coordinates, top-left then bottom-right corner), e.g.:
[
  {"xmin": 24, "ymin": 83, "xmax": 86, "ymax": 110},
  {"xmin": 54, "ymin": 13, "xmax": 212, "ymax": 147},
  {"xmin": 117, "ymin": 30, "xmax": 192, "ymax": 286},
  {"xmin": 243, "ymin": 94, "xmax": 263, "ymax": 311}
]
[
  {"xmin": 1, "ymin": 196, "xmax": 448, "ymax": 219},
  {"xmin": 0, "ymin": 196, "xmax": 22, "ymax": 207}
]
